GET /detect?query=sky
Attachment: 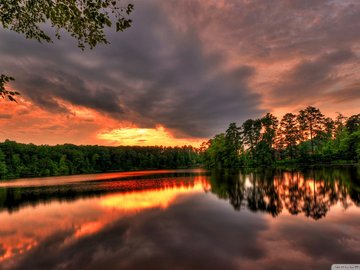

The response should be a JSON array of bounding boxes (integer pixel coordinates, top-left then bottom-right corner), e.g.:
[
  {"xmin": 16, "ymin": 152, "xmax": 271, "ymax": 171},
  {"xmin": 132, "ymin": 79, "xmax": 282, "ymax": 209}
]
[{"xmin": 0, "ymin": 0, "xmax": 359, "ymax": 147}]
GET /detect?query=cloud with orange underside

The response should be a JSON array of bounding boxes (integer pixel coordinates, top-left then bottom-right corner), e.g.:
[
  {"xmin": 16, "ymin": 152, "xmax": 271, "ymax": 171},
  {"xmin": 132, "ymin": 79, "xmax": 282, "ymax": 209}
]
[{"xmin": 0, "ymin": 97, "xmax": 204, "ymax": 147}]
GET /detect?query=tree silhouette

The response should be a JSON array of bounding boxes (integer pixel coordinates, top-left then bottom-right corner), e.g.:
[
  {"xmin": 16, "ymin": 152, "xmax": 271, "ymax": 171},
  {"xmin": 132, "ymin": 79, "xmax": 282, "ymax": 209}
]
[
  {"xmin": 297, "ymin": 106, "xmax": 325, "ymax": 154},
  {"xmin": 278, "ymin": 113, "xmax": 300, "ymax": 159},
  {"xmin": 0, "ymin": 75, "xmax": 19, "ymax": 102},
  {"xmin": 241, "ymin": 119, "xmax": 262, "ymax": 160},
  {"xmin": 224, "ymin": 123, "xmax": 242, "ymax": 168}
]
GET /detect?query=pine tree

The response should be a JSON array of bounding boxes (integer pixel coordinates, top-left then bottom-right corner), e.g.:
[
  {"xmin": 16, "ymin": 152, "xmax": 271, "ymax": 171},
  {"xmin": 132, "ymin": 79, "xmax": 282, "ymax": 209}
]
[
  {"xmin": 0, "ymin": 149, "xmax": 7, "ymax": 179},
  {"xmin": 279, "ymin": 113, "xmax": 300, "ymax": 159},
  {"xmin": 241, "ymin": 119, "xmax": 262, "ymax": 159},
  {"xmin": 297, "ymin": 106, "xmax": 325, "ymax": 154},
  {"xmin": 224, "ymin": 123, "xmax": 241, "ymax": 167}
]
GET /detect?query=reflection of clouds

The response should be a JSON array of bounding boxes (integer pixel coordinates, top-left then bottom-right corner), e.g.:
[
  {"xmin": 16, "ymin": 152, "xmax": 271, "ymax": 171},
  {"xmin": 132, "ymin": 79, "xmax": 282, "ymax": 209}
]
[
  {"xmin": 258, "ymin": 211, "xmax": 360, "ymax": 270},
  {"xmin": 73, "ymin": 221, "xmax": 104, "ymax": 239},
  {"xmin": 0, "ymin": 169, "xmax": 360, "ymax": 269},
  {"xmin": 100, "ymin": 181, "xmax": 208, "ymax": 211},
  {"xmin": 2, "ymin": 194, "xmax": 269, "ymax": 270},
  {"xmin": 0, "ymin": 178, "xmax": 208, "ymax": 268},
  {"xmin": 0, "ymin": 169, "xmax": 206, "ymax": 188},
  {"xmin": 5, "ymin": 192, "xmax": 360, "ymax": 270}
]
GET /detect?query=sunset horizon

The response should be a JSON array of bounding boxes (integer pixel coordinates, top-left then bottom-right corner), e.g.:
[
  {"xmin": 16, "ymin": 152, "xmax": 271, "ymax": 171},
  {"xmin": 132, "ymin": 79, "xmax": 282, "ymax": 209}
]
[
  {"xmin": 1, "ymin": 1, "xmax": 359, "ymax": 270},
  {"xmin": 1, "ymin": 0, "xmax": 359, "ymax": 147},
  {"xmin": 0, "ymin": 103, "xmax": 357, "ymax": 147}
]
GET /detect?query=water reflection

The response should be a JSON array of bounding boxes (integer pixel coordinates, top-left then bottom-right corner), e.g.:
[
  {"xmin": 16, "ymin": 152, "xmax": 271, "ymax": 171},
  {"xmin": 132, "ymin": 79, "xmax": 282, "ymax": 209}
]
[
  {"xmin": 0, "ymin": 175, "xmax": 209, "ymax": 267},
  {"xmin": 0, "ymin": 171, "xmax": 209, "ymax": 213},
  {"xmin": 0, "ymin": 167, "xmax": 359, "ymax": 270},
  {"xmin": 209, "ymin": 167, "xmax": 360, "ymax": 220}
]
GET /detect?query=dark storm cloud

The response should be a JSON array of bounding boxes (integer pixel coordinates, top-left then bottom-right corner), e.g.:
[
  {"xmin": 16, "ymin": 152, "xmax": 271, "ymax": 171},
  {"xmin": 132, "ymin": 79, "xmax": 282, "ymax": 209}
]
[
  {"xmin": 167, "ymin": 0, "xmax": 360, "ymax": 60},
  {"xmin": 0, "ymin": 0, "xmax": 263, "ymax": 138},
  {"xmin": 253, "ymin": 0, "xmax": 359, "ymax": 58},
  {"xmin": 21, "ymin": 71, "xmax": 124, "ymax": 115},
  {"xmin": 271, "ymin": 49, "xmax": 358, "ymax": 106},
  {"xmin": 1, "ymin": 0, "xmax": 359, "ymax": 138},
  {"xmin": 167, "ymin": 0, "xmax": 360, "ymax": 110}
]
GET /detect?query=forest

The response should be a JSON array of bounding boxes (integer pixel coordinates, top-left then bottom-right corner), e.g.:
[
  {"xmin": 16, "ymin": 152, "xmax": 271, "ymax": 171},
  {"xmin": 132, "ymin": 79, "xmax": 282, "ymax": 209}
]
[
  {"xmin": 0, "ymin": 106, "xmax": 359, "ymax": 180},
  {"xmin": 0, "ymin": 142, "xmax": 200, "ymax": 179},
  {"xmin": 201, "ymin": 106, "xmax": 360, "ymax": 168}
]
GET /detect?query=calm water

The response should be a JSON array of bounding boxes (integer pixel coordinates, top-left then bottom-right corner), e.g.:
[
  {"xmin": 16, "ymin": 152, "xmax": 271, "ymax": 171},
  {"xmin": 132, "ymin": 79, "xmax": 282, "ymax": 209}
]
[{"xmin": 0, "ymin": 167, "xmax": 359, "ymax": 270}]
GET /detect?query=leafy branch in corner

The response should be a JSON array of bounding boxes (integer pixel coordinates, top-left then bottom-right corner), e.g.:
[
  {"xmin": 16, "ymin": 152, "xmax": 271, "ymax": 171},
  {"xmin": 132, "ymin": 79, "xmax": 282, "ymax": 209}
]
[
  {"xmin": 0, "ymin": 0, "xmax": 134, "ymax": 102},
  {"xmin": 0, "ymin": 75, "xmax": 20, "ymax": 102}
]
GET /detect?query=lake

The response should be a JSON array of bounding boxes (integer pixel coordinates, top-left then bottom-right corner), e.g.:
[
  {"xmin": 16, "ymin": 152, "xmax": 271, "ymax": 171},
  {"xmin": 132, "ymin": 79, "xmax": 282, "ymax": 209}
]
[{"xmin": 0, "ymin": 167, "xmax": 359, "ymax": 270}]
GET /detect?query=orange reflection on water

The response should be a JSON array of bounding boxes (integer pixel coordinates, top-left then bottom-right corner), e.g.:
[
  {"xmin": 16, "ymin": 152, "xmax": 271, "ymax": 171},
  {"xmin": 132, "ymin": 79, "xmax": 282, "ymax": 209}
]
[
  {"xmin": 73, "ymin": 221, "xmax": 105, "ymax": 239},
  {"xmin": 0, "ymin": 176, "xmax": 209, "ymax": 265},
  {"xmin": 101, "ymin": 178, "xmax": 210, "ymax": 211},
  {"xmin": 0, "ymin": 169, "xmax": 206, "ymax": 188},
  {"xmin": 272, "ymin": 172, "xmax": 353, "ymax": 217}
]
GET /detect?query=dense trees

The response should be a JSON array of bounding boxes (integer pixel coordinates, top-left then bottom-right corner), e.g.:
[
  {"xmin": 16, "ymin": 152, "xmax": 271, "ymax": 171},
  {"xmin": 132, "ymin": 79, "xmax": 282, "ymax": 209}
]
[
  {"xmin": 278, "ymin": 113, "xmax": 300, "ymax": 159},
  {"xmin": 297, "ymin": 106, "xmax": 325, "ymax": 154},
  {"xmin": 0, "ymin": 141, "xmax": 200, "ymax": 179},
  {"xmin": 202, "ymin": 106, "xmax": 360, "ymax": 168},
  {"xmin": 224, "ymin": 123, "xmax": 242, "ymax": 168},
  {"xmin": 0, "ymin": 106, "xmax": 358, "ymax": 180}
]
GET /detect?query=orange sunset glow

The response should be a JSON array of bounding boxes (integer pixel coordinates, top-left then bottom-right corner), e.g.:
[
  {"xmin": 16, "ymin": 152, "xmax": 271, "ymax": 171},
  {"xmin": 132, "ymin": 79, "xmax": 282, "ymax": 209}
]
[
  {"xmin": 1, "ymin": 1, "xmax": 360, "ymax": 270},
  {"xmin": 98, "ymin": 125, "xmax": 204, "ymax": 147},
  {"xmin": 1, "ymin": 0, "xmax": 359, "ymax": 146},
  {"xmin": 0, "ymin": 98, "xmax": 204, "ymax": 146},
  {"xmin": 100, "ymin": 178, "xmax": 210, "ymax": 210},
  {"xmin": 0, "ymin": 177, "xmax": 209, "ymax": 265}
]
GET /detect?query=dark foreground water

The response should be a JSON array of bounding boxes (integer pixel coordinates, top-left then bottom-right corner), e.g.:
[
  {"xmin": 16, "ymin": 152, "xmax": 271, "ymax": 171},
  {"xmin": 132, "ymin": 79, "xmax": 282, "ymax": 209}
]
[{"xmin": 0, "ymin": 167, "xmax": 359, "ymax": 270}]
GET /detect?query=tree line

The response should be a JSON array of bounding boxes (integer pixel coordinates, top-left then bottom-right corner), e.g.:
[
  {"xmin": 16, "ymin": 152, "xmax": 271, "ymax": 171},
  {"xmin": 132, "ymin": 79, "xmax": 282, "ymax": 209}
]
[
  {"xmin": 0, "ymin": 106, "xmax": 359, "ymax": 180},
  {"xmin": 201, "ymin": 106, "xmax": 360, "ymax": 168},
  {"xmin": 0, "ymin": 141, "xmax": 200, "ymax": 179}
]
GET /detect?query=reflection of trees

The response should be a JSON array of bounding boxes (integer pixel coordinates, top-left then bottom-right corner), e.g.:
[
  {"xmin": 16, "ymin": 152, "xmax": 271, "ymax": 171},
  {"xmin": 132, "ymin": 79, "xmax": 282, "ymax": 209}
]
[
  {"xmin": 210, "ymin": 167, "xmax": 360, "ymax": 220},
  {"xmin": 279, "ymin": 171, "xmax": 303, "ymax": 215},
  {"xmin": 348, "ymin": 167, "xmax": 360, "ymax": 206},
  {"xmin": 210, "ymin": 169, "xmax": 283, "ymax": 216},
  {"xmin": 246, "ymin": 170, "xmax": 283, "ymax": 217},
  {"xmin": 0, "ymin": 172, "xmax": 208, "ymax": 213},
  {"xmin": 2, "ymin": 168, "xmax": 359, "ymax": 220},
  {"xmin": 301, "ymin": 178, "xmax": 330, "ymax": 220},
  {"xmin": 209, "ymin": 170, "xmax": 245, "ymax": 211}
]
